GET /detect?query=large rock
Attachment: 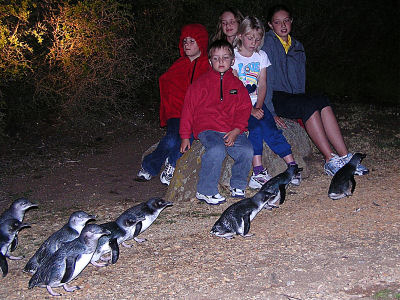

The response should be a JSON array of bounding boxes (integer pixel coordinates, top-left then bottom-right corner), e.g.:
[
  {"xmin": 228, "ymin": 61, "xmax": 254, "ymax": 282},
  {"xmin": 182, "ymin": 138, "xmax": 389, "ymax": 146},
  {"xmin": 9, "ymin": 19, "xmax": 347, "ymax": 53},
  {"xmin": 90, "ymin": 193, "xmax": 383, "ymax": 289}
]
[{"xmin": 144, "ymin": 119, "xmax": 312, "ymax": 202}]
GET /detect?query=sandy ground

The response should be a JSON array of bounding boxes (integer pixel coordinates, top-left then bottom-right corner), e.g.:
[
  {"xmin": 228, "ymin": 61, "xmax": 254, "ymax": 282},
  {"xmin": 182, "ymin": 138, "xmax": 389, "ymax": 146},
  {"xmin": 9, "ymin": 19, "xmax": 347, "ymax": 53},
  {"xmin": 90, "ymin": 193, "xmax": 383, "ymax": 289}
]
[{"xmin": 0, "ymin": 118, "xmax": 399, "ymax": 299}]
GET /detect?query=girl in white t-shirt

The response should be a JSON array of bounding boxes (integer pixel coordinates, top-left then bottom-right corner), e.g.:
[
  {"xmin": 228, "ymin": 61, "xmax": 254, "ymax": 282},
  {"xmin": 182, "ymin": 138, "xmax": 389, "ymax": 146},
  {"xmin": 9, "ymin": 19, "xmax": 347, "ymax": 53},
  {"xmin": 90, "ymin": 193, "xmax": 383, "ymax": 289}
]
[{"xmin": 232, "ymin": 16, "xmax": 300, "ymax": 189}]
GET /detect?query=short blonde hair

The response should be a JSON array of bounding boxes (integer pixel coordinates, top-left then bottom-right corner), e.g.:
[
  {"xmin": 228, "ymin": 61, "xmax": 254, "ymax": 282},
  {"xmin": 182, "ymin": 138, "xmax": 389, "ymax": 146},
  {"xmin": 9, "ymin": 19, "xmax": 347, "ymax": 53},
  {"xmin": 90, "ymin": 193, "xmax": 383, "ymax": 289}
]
[{"xmin": 233, "ymin": 16, "xmax": 265, "ymax": 52}]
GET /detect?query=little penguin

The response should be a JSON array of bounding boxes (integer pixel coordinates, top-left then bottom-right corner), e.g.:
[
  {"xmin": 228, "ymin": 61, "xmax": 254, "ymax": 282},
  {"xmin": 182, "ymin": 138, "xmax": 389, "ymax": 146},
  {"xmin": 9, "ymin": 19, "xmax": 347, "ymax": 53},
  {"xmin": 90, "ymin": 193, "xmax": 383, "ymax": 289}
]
[
  {"xmin": 122, "ymin": 197, "xmax": 173, "ymax": 246},
  {"xmin": 0, "ymin": 219, "xmax": 30, "ymax": 277},
  {"xmin": 24, "ymin": 211, "xmax": 95, "ymax": 274},
  {"xmin": 28, "ymin": 224, "xmax": 110, "ymax": 296},
  {"xmin": 0, "ymin": 198, "xmax": 38, "ymax": 223},
  {"xmin": 328, "ymin": 153, "xmax": 367, "ymax": 200},
  {"xmin": 210, "ymin": 189, "xmax": 277, "ymax": 239},
  {"xmin": 91, "ymin": 213, "xmax": 145, "ymax": 267},
  {"xmin": 259, "ymin": 164, "xmax": 303, "ymax": 209}
]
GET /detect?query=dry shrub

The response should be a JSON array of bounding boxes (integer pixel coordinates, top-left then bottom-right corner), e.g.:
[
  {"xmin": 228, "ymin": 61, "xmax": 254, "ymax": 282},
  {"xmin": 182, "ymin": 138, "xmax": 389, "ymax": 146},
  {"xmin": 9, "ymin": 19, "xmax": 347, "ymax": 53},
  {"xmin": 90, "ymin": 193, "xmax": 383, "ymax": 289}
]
[{"xmin": 34, "ymin": 0, "xmax": 151, "ymax": 120}]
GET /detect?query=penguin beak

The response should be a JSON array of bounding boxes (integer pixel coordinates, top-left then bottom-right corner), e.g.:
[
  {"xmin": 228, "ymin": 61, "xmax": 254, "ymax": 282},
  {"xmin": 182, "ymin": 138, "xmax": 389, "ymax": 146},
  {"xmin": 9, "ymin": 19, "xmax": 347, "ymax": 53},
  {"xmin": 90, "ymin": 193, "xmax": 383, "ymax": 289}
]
[
  {"xmin": 103, "ymin": 229, "xmax": 111, "ymax": 236},
  {"xmin": 164, "ymin": 201, "xmax": 173, "ymax": 207},
  {"xmin": 87, "ymin": 215, "xmax": 96, "ymax": 222}
]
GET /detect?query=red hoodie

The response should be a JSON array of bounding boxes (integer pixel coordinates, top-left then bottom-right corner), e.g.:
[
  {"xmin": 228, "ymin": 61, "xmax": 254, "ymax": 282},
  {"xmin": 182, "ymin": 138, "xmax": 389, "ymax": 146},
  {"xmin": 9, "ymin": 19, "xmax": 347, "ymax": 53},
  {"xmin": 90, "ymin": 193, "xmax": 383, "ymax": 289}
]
[
  {"xmin": 159, "ymin": 24, "xmax": 210, "ymax": 127},
  {"xmin": 180, "ymin": 68, "xmax": 252, "ymax": 139}
]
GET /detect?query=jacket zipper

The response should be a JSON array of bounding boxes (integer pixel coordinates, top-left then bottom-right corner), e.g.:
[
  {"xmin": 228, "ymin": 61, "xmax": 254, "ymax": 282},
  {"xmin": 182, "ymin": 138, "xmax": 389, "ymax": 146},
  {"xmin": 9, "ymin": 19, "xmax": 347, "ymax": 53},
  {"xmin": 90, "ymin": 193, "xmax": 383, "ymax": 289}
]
[{"xmin": 220, "ymin": 73, "xmax": 223, "ymax": 101}]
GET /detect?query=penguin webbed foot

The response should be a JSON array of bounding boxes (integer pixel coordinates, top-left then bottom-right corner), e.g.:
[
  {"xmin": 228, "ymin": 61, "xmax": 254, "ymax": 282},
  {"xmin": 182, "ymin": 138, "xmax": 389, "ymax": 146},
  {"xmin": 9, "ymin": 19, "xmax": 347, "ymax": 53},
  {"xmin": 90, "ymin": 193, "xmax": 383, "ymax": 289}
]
[
  {"xmin": 63, "ymin": 283, "xmax": 80, "ymax": 292},
  {"xmin": 121, "ymin": 241, "xmax": 133, "ymax": 248},
  {"xmin": 7, "ymin": 254, "xmax": 24, "ymax": 260},
  {"xmin": 100, "ymin": 254, "xmax": 111, "ymax": 261},
  {"xmin": 91, "ymin": 260, "xmax": 109, "ymax": 267},
  {"xmin": 46, "ymin": 285, "xmax": 61, "ymax": 296},
  {"xmin": 134, "ymin": 237, "xmax": 147, "ymax": 243},
  {"xmin": 241, "ymin": 233, "xmax": 254, "ymax": 238}
]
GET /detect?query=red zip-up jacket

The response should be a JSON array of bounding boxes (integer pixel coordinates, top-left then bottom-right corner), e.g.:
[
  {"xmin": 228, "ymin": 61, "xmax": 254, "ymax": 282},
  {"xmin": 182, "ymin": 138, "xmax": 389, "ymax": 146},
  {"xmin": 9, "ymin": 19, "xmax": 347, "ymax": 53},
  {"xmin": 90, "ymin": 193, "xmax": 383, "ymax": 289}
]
[
  {"xmin": 180, "ymin": 68, "xmax": 252, "ymax": 139},
  {"xmin": 159, "ymin": 24, "xmax": 210, "ymax": 127}
]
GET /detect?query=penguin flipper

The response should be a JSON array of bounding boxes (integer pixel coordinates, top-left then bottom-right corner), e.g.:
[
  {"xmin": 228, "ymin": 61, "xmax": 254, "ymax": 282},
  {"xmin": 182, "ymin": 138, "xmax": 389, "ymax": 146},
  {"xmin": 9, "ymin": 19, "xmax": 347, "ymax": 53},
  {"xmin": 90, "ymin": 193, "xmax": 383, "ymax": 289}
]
[
  {"xmin": 350, "ymin": 177, "xmax": 356, "ymax": 194},
  {"xmin": 61, "ymin": 255, "xmax": 78, "ymax": 284},
  {"xmin": 110, "ymin": 238, "xmax": 119, "ymax": 264},
  {"xmin": 0, "ymin": 254, "xmax": 8, "ymax": 277},
  {"xmin": 10, "ymin": 235, "xmax": 18, "ymax": 252},
  {"xmin": 133, "ymin": 221, "xmax": 143, "ymax": 238},
  {"xmin": 279, "ymin": 185, "xmax": 286, "ymax": 205}
]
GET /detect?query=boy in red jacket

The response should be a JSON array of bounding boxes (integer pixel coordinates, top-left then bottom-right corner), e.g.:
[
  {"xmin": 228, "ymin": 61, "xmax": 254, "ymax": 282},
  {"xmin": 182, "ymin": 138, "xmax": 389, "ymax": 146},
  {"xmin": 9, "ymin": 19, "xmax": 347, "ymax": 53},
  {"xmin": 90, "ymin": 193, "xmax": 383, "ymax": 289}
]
[
  {"xmin": 180, "ymin": 39, "xmax": 253, "ymax": 205},
  {"xmin": 137, "ymin": 24, "xmax": 210, "ymax": 185}
]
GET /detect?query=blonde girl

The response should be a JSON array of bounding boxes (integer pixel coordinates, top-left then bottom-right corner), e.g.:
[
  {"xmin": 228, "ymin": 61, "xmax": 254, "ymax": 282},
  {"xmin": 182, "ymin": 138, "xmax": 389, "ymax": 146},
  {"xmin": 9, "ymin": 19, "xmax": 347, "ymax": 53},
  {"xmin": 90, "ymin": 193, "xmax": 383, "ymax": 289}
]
[{"xmin": 232, "ymin": 16, "xmax": 299, "ymax": 189}]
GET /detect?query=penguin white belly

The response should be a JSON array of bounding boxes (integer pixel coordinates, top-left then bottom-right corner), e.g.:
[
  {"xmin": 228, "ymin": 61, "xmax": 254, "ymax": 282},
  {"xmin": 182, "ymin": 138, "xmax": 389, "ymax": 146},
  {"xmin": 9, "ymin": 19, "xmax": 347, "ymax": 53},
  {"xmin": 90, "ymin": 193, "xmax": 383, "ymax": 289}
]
[
  {"xmin": 249, "ymin": 207, "xmax": 262, "ymax": 221},
  {"xmin": 70, "ymin": 253, "xmax": 93, "ymax": 281},
  {"xmin": 140, "ymin": 213, "xmax": 159, "ymax": 233},
  {"xmin": 93, "ymin": 243, "xmax": 111, "ymax": 261},
  {"xmin": 237, "ymin": 220, "xmax": 244, "ymax": 235}
]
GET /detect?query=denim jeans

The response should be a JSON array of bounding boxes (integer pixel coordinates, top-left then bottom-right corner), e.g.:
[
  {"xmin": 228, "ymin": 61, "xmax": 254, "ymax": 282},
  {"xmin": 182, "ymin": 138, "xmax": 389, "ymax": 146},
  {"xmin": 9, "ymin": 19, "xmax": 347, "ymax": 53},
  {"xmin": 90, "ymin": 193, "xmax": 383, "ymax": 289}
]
[
  {"xmin": 142, "ymin": 118, "xmax": 182, "ymax": 176},
  {"xmin": 248, "ymin": 103, "xmax": 292, "ymax": 158},
  {"xmin": 197, "ymin": 130, "xmax": 253, "ymax": 196}
]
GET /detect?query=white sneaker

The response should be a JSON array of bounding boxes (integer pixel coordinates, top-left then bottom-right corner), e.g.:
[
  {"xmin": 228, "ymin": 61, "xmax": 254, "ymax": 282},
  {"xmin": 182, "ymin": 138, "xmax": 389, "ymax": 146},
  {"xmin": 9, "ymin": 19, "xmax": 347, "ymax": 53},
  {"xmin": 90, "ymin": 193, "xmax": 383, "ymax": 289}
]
[
  {"xmin": 230, "ymin": 187, "xmax": 245, "ymax": 198},
  {"xmin": 196, "ymin": 192, "xmax": 226, "ymax": 205},
  {"xmin": 249, "ymin": 169, "xmax": 272, "ymax": 189},
  {"xmin": 324, "ymin": 153, "xmax": 346, "ymax": 176},
  {"xmin": 137, "ymin": 167, "xmax": 152, "ymax": 181},
  {"xmin": 160, "ymin": 158, "xmax": 175, "ymax": 185}
]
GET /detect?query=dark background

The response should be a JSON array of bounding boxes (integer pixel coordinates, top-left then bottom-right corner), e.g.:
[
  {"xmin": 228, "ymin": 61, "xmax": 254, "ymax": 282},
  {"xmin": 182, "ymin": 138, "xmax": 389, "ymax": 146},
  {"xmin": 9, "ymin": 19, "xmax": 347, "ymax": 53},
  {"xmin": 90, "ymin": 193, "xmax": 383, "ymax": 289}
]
[{"xmin": 0, "ymin": 0, "xmax": 399, "ymax": 138}]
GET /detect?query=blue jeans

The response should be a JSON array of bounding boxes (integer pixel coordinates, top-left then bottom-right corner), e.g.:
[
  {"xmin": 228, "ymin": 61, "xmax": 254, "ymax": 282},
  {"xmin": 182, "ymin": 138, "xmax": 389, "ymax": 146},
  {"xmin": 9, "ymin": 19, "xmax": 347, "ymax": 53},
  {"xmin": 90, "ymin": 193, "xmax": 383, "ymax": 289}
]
[
  {"xmin": 142, "ymin": 118, "xmax": 182, "ymax": 176},
  {"xmin": 248, "ymin": 104, "xmax": 292, "ymax": 158},
  {"xmin": 197, "ymin": 130, "xmax": 253, "ymax": 195}
]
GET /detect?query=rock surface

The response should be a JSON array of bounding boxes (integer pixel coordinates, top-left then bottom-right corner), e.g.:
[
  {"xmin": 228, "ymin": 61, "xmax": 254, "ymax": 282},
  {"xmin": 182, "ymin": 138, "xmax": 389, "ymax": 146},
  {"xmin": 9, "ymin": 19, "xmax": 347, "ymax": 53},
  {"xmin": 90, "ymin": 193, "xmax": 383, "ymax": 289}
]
[{"xmin": 163, "ymin": 119, "xmax": 312, "ymax": 202}]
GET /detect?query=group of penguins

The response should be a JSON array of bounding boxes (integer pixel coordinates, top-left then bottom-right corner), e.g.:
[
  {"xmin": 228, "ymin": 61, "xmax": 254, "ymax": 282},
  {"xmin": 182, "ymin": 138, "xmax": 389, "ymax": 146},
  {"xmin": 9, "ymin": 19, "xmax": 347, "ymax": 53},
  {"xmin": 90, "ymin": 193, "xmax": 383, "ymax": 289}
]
[{"xmin": 0, "ymin": 152, "xmax": 366, "ymax": 296}]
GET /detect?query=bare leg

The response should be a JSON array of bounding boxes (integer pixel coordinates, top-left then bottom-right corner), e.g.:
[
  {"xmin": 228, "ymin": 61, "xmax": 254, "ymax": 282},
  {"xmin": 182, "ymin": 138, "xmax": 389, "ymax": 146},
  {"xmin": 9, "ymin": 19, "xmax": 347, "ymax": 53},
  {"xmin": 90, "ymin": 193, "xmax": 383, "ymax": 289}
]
[
  {"xmin": 320, "ymin": 106, "xmax": 348, "ymax": 156},
  {"xmin": 282, "ymin": 154, "xmax": 295, "ymax": 164},
  {"xmin": 252, "ymin": 155, "xmax": 262, "ymax": 167},
  {"xmin": 305, "ymin": 110, "xmax": 333, "ymax": 161}
]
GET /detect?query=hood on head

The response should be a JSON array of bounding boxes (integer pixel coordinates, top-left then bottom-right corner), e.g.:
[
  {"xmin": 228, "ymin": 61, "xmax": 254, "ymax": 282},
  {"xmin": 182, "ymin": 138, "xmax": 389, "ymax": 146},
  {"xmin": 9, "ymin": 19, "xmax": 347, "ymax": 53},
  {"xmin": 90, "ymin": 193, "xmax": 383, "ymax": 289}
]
[{"xmin": 179, "ymin": 23, "xmax": 209, "ymax": 58}]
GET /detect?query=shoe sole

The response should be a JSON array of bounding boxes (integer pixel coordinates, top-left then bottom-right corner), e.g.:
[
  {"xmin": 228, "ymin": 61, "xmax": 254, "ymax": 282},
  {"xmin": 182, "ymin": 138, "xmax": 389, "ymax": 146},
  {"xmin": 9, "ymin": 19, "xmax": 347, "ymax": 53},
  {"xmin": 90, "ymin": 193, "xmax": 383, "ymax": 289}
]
[
  {"xmin": 197, "ymin": 198, "xmax": 226, "ymax": 205},
  {"xmin": 160, "ymin": 177, "xmax": 171, "ymax": 185},
  {"xmin": 248, "ymin": 181, "xmax": 262, "ymax": 189},
  {"xmin": 135, "ymin": 176, "xmax": 151, "ymax": 182},
  {"xmin": 231, "ymin": 194, "xmax": 245, "ymax": 198}
]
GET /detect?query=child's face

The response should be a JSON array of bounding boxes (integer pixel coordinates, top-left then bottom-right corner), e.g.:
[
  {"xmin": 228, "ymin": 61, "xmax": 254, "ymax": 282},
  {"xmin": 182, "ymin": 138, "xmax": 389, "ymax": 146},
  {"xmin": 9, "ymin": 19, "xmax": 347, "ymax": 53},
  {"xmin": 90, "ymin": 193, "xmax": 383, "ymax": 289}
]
[
  {"xmin": 183, "ymin": 36, "xmax": 201, "ymax": 61},
  {"xmin": 239, "ymin": 29, "xmax": 262, "ymax": 56},
  {"xmin": 268, "ymin": 10, "xmax": 292, "ymax": 41},
  {"xmin": 209, "ymin": 47, "xmax": 234, "ymax": 74},
  {"xmin": 221, "ymin": 12, "xmax": 239, "ymax": 39}
]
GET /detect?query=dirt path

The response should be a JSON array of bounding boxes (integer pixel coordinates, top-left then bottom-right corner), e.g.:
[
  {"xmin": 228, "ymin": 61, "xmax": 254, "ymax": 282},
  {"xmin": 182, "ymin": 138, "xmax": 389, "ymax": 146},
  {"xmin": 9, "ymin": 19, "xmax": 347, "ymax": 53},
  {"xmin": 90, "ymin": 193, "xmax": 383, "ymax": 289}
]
[{"xmin": 0, "ymin": 122, "xmax": 399, "ymax": 299}]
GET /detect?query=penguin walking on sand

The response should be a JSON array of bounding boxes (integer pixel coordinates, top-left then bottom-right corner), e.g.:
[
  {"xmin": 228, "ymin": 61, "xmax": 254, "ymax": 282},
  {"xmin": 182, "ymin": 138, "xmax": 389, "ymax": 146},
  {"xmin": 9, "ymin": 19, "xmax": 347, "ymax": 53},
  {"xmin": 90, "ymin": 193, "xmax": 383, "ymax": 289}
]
[
  {"xmin": 0, "ymin": 219, "xmax": 30, "ymax": 277},
  {"xmin": 24, "ymin": 211, "xmax": 95, "ymax": 274},
  {"xmin": 0, "ymin": 198, "xmax": 38, "ymax": 223},
  {"xmin": 210, "ymin": 189, "xmax": 277, "ymax": 239},
  {"xmin": 121, "ymin": 198, "xmax": 173, "ymax": 246},
  {"xmin": 328, "ymin": 153, "xmax": 367, "ymax": 200},
  {"xmin": 91, "ymin": 213, "xmax": 145, "ymax": 267},
  {"xmin": 28, "ymin": 224, "xmax": 110, "ymax": 296},
  {"xmin": 259, "ymin": 164, "xmax": 303, "ymax": 209}
]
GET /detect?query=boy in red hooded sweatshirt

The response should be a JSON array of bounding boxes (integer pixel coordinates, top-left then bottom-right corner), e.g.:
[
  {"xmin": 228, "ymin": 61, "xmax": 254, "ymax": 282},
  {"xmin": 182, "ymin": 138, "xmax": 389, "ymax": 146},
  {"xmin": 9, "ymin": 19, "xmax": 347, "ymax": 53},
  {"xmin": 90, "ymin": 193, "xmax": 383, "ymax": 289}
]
[
  {"xmin": 137, "ymin": 24, "xmax": 210, "ymax": 185},
  {"xmin": 180, "ymin": 39, "xmax": 253, "ymax": 205}
]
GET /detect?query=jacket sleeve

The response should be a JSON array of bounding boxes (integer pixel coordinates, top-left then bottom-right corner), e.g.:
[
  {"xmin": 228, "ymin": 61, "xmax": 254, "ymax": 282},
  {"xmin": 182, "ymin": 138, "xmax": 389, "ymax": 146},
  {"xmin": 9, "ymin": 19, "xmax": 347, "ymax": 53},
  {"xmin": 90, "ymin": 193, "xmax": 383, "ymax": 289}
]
[
  {"xmin": 233, "ymin": 85, "xmax": 252, "ymax": 132},
  {"xmin": 262, "ymin": 38, "xmax": 277, "ymax": 116},
  {"xmin": 179, "ymin": 85, "xmax": 195, "ymax": 139}
]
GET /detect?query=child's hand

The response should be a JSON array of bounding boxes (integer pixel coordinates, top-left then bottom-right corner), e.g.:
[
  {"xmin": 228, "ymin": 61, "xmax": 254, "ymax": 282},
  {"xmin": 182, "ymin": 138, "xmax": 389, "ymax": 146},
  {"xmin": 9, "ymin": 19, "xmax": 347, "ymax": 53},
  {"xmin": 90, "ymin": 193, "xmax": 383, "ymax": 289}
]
[
  {"xmin": 223, "ymin": 128, "xmax": 240, "ymax": 147},
  {"xmin": 251, "ymin": 107, "xmax": 264, "ymax": 120},
  {"xmin": 274, "ymin": 116, "xmax": 287, "ymax": 128},
  {"xmin": 180, "ymin": 139, "xmax": 191, "ymax": 153}
]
